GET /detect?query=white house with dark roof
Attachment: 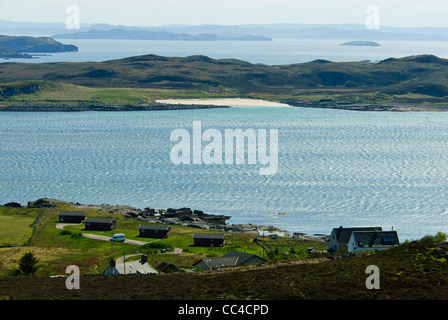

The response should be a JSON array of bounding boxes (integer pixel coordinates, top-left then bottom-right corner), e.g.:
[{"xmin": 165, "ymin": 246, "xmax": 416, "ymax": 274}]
[
  {"xmin": 103, "ymin": 255, "xmax": 158, "ymax": 275},
  {"xmin": 328, "ymin": 226, "xmax": 399, "ymax": 253},
  {"xmin": 347, "ymin": 230, "xmax": 399, "ymax": 253}
]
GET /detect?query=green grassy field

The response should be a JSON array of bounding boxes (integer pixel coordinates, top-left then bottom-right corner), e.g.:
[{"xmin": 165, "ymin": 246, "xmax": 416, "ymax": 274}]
[{"xmin": 0, "ymin": 207, "xmax": 43, "ymax": 246}]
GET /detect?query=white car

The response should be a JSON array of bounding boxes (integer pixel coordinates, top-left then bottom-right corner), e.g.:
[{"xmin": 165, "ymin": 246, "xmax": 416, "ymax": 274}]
[{"xmin": 110, "ymin": 234, "xmax": 126, "ymax": 242}]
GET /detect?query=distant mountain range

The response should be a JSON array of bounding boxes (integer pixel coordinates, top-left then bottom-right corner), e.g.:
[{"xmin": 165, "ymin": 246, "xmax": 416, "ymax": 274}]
[
  {"xmin": 52, "ymin": 29, "xmax": 272, "ymax": 41},
  {"xmin": 1, "ymin": 20, "xmax": 447, "ymax": 41}
]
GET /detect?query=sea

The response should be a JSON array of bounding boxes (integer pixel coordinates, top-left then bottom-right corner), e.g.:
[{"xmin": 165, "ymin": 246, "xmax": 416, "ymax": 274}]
[{"xmin": 1, "ymin": 38, "xmax": 447, "ymax": 241}]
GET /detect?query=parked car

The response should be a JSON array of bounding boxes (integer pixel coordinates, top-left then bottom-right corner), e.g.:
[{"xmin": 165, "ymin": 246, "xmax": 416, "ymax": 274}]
[{"xmin": 110, "ymin": 234, "xmax": 126, "ymax": 242}]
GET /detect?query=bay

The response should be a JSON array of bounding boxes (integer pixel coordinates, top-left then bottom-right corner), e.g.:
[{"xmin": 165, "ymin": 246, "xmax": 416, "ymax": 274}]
[
  {"xmin": 0, "ymin": 106, "xmax": 447, "ymax": 241},
  {"xmin": 1, "ymin": 38, "xmax": 447, "ymax": 65}
]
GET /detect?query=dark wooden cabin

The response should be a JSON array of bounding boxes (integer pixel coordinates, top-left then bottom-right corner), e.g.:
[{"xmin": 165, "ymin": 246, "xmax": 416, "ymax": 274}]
[
  {"xmin": 138, "ymin": 224, "xmax": 171, "ymax": 238},
  {"xmin": 193, "ymin": 233, "xmax": 225, "ymax": 247},
  {"xmin": 84, "ymin": 217, "xmax": 117, "ymax": 231},
  {"xmin": 57, "ymin": 211, "xmax": 86, "ymax": 223}
]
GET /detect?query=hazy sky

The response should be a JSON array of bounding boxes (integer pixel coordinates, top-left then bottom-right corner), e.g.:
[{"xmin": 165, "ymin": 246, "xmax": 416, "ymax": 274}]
[{"xmin": 1, "ymin": 0, "xmax": 447, "ymax": 27}]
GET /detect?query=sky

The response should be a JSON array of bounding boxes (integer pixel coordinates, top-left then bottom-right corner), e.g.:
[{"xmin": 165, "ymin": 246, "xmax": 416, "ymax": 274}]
[{"xmin": 0, "ymin": 0, "xmax": 447, "ymax": 28}]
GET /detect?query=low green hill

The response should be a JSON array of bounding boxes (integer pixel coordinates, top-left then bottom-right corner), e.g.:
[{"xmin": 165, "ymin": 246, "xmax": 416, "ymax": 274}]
[{"xmin": 0, "ymin": 54, "xmax": 447, "ymax": 110}]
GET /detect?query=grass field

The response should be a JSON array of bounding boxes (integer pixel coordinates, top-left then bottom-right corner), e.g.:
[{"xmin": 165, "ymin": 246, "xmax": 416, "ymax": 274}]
[
  {"xmin": 0, "ymin": 207, "xmax": 43, "ymax": 246},
  {"xmin": 0, "ymin": 81, "xmax": 237, "ymax": 106}
]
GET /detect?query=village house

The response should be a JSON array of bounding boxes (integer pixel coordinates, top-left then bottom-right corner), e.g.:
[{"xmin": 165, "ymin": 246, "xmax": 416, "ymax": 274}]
[
  {"xmin": 103, "ymin": 255, "xmax": 158, "ymax": 275},
  {"xmin": 347, "ymin": 230, "xmax": 400, "ymax": 253},
  {"xmin": 156, "ymin": 261, "xmax": 180, "ymax": 273},
  {"xmin": 193, "ymin": 233, "xmax": 225, "ymax": 247},
  {"xmin": 138, "ymin": 224, "xmax": 171, "ymax": 238},
  {"xmin": 193, "ymin": 250, "xmax": 265, "ymax": 271},
  {"xmin": 57, "ymin": 211, "xmax": 86, "ymax": 223},
  {"xmin": 328, "ymin": 226, "xmax": 399, "ymax": 253},
  {"xmin": 84, "ymin": 217, "xmax": 117, "ymax": 231}
]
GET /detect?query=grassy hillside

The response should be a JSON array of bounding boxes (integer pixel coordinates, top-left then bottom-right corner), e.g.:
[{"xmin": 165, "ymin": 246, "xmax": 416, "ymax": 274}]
[
  {"xmin": 0, "ymin": 54, "xmax": 447, "ymax": 110},
  {"xmin": 0, "ymin": 199, "xmax": 326, "ymax": 277},
  {"xmin": 0, "ymin": 237, "xmax": 447, "ymax": 300},
  {"xmin": 1, "ymin": 199, "xmax": 447, "ymax": 301}
]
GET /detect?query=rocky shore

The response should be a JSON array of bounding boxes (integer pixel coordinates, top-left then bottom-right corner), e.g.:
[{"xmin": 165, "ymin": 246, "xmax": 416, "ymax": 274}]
[
  {"xmin": 0, "ymin": 103, "xmax": 228, "ymax": 112},
  {"xmin": 1, "ymin": 100, "xmax": 445, "ymax": 112},
  {"xmin": 23, "ymin": 198, "xmax": 328, "ymax": 241},
  {"xmin": 278, "ymin": 98, "xmax": 448, "ymax": 112}
]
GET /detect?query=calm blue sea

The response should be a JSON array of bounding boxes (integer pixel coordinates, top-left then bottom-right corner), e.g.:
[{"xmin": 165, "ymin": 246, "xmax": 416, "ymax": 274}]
[
  {"xmin": 0, "ymin": 107, "xmax": 447, "ymax": 240},
  {"xmin": 1, "ymin": 38, "xmax": 447, "ymax": 64}
]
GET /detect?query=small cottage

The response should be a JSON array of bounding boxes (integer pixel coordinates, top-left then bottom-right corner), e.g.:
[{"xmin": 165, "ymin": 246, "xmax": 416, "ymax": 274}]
[
  {"xmin": 348, "ymin": 230, "xmax": 400, "ymax": 252},
  {"xmin": 193, "ymin": 233, "xmax": 225, "ymax": 247},
  {"xmin": 138, "ymin": 224, "xmax": 171, "ymax": 238},
  {"xmin": 84, "ymin": 217, "xmax": 117, "ymax": 231},
  {"xmin": 103, "ymin": 255, "xmax": 158, "ymax": 275},
  {"xmin": 156, "ymin": 261, "xmax": 180, "ymax": 273},
  {"xmin": 328, "ymin": 226, "xmax": 399, "ymax": 253},
  {"xmin": 57, "ymin": 211, "xmax": 86, "ymax": 223},
  {"xmin": 193, "ymin": 250, "xmax": 265, "ymax": 271}
]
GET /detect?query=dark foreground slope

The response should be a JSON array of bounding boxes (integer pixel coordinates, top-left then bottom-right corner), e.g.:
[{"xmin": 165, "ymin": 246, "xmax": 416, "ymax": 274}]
[{"xmin": 1, "ymin": 239, "xmax": 447, "ymax": 300}]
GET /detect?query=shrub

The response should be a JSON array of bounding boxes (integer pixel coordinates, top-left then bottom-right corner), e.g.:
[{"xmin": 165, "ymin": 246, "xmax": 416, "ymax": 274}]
[
  {"xmin": 70, "ymin": 232, "xmax": 83, "ymax": 240},
  {"xmin": 420, "ymin": 232, "xmax": 447, "ymax": 243},
  {"xmin": 18, "ymin": 252, "xmax": 39, "ymax": 276},
  {"xmin": 141, "ymin": 242, "xmax": 172, "ymax": 250}
]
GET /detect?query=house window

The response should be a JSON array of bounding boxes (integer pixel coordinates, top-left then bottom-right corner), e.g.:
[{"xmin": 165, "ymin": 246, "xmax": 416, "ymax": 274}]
[
  {"xmin": 358, "ymin": 241, "xmax": 364, "ymax": 247},
  {"xmin": 382, "ymin": 236, "xmax": 395, "ymax": 245}
]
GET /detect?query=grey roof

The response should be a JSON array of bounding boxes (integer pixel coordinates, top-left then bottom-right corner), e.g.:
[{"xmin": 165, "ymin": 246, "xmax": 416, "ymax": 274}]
[
  {"xmin": 114, "ymin": 260, "xmax": 158, "ymax": 275},
  {"xmin": 332, "ymin": 226, "xmax": 382, "ymax": 245},
  {"xmin": 104, "ymin": 260, "xmax": 158, "ymax": 275},
  {"xmin": 193, "ymin": 250, "xmax": 265, "ymax": 269},
  {"xmin": 195, "ymin": 257, "xmax": 239, "ymax": 269},
  {"xmin": 138, "ymin": 224, "xmax": 171, "ymax": 231},
  {"xmin": 222, "ymin": 250, "xmax": 265, "ymax": 264},
  {"xmin": 58, "ymin": 211, "xmax": 86, "ymax": 216},
  {"xmin": 84, "ymin": 217, "xmax": 116, "ymax": 224},
  {"xmin": 352, "ymin": 230, "xmax": 399, "ymax": 248},
  {"xmin": 193, "ymin": 233, "xmax": 225, "ymax": 240}
]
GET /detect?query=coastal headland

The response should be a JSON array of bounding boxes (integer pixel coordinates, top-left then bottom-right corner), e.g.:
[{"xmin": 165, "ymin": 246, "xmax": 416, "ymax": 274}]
[{"xmin": 0, "ymin": 53, "xmax": 447, "ymax": 112}]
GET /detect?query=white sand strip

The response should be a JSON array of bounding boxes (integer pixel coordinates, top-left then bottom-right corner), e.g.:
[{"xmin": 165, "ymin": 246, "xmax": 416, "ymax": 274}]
[{"xmin": 155, "ymin": 98, "xmax": 291, "ymax": 107}]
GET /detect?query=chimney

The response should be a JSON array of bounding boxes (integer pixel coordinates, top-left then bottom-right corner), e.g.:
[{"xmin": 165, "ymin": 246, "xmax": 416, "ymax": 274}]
[
  {"xmin": 109, "ymin": 259, "xmax": 116, "ymax": 267},
  {"xmin": 140, "ymin": 254, "xmax": 148, "ymax": 263}
]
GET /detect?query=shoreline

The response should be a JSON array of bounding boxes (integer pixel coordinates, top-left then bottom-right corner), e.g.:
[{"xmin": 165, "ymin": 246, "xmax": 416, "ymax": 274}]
[
  {"xmin": 0, "ymin": 99, "xmax": 446, "ymax": 112},
  {"xmin": 21, "ymin": 198, "xmax": 329, "ymax": 242},
  {"xmin": 155, "ymin": 98, "xmax": 292, "ymax": 108},
  {"xmin": 0, "ymin": 103, "xmax": 229, "ymax": 112}
]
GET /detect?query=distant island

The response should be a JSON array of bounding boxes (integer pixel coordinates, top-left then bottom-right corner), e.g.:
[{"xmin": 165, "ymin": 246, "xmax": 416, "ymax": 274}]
[
  {"xmin": 0, "ymin": 35, "xmax": 78, "ymax": 59},
  {"xmin": 52, "ymin": 28, "xmax": 272, "ymax": 41},
  {"xmin": 340, "ymin": 40, "xmax": 381, "ymax": 46}
]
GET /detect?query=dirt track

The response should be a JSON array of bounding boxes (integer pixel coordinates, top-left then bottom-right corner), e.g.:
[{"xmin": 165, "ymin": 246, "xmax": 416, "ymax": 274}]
[{"xmin": 55, "ymin": 223, "xmax": 149, "ymax": 245}]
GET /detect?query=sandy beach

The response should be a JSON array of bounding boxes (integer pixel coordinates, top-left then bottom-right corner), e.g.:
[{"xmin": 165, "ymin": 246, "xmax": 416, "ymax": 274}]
[{"xmin": 155, "ymin": 98, "xmax": 291, "ymax": 107}]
